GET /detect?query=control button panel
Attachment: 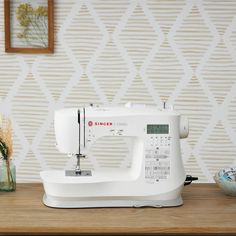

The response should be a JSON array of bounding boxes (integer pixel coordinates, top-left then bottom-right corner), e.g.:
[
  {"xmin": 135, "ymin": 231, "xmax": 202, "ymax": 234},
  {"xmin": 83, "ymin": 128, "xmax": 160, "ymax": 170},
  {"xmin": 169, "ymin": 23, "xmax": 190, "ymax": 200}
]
[
  {"xmin": 145, "ymin": 135, "xmax": 171, "ymax": 183},
  {"xmin": 148, "ymin": 135, "xmax": 171, "ymax": 147},
  {"xmin": 110, "ymin": 129, "xmax": 124, "ymax": 136}
]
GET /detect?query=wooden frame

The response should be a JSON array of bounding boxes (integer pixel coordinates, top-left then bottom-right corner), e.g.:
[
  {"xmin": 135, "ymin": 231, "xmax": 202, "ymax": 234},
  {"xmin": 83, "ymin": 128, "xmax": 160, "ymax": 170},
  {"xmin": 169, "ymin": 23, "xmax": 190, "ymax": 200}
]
[{"xmin": 4, "ymin": 0, "xmax": 54, "ymax": 53}]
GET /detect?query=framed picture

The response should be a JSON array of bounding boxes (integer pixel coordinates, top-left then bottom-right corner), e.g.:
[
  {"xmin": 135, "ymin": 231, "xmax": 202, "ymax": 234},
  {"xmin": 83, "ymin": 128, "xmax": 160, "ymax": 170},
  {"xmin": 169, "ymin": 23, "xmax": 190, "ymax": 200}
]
[{"xmin": 4, "ymin": 0, "xmax": 54, "ymax": 53}]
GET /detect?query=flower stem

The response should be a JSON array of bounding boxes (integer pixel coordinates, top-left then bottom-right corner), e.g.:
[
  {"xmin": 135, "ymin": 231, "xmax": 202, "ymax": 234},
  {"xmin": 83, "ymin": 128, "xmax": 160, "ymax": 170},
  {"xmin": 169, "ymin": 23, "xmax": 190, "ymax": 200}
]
[{"xmin": 6, "ymin": 159, "xmax": 11, "ymax": 187}]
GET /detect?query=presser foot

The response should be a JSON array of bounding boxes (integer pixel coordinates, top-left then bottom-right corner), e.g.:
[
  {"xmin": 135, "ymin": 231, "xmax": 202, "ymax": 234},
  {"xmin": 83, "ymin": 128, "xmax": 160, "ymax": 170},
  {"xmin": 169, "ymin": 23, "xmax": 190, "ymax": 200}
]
[{"xmin": 65, "ymin": 170, "xmax": 92, "ymax": 176}]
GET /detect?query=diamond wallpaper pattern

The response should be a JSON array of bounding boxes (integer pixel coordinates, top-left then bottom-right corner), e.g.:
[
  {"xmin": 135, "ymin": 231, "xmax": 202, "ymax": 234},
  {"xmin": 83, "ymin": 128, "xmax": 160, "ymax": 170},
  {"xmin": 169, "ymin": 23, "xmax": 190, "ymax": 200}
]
[{"xmin": 0, "ymin": 0, "xmax": 236, "ymax": 182}]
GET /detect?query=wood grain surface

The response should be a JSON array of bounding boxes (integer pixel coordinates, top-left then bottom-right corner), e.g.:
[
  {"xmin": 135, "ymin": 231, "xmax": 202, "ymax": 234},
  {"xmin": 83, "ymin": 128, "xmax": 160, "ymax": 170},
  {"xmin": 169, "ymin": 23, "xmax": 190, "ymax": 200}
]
[{"xmin": 0, "ymin": 183, "xmax": 235, "ymax": 235}]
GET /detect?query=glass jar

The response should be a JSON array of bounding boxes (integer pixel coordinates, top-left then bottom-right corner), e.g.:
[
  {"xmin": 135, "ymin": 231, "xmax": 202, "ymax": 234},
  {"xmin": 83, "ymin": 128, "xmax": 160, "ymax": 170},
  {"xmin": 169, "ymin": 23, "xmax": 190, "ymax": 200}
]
[{"xmin": 0, "ymin": 159, "xmax": 16, "ymax": 192}]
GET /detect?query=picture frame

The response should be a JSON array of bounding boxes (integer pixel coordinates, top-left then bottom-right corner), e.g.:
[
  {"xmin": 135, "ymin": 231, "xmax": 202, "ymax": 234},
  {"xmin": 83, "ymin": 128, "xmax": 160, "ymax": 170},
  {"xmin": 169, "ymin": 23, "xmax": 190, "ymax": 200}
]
[{"xmin": 4, "ymin": 0, "xmax": 54, "ymax": 53}]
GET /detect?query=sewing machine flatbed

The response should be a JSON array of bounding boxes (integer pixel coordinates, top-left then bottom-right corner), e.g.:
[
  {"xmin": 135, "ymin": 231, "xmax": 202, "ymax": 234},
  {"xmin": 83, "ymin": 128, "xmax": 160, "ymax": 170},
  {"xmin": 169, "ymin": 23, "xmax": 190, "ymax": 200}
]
[
  {"xmin": 41, "ymin": 104, "xmax": 189, "ymax": 208},
  {"xmin": 41, "ymin": 170, "xmax": 184, "ymax": 208}
]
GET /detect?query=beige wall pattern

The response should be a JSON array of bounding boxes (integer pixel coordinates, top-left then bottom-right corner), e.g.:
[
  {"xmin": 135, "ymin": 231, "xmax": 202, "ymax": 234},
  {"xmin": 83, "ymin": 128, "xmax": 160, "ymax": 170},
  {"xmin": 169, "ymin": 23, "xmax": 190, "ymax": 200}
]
[{"xmin": 0, "ymin": 0, "xmax": 236, "ymax": 182}]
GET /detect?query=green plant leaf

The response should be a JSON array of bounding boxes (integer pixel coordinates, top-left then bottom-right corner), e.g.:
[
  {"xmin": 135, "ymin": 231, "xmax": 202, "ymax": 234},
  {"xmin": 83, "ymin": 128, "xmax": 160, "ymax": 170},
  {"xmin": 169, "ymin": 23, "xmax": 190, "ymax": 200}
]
[{"xmin": 0, "ymin": 141, "xmax": 8, "ymax": 160}]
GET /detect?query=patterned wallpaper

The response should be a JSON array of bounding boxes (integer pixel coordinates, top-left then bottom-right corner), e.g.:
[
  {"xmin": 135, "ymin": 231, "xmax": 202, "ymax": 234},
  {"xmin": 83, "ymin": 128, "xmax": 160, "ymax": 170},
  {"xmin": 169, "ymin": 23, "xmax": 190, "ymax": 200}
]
[{"xmin": 0, "ymin": 0, "xmax": 236, "ymax": 182}]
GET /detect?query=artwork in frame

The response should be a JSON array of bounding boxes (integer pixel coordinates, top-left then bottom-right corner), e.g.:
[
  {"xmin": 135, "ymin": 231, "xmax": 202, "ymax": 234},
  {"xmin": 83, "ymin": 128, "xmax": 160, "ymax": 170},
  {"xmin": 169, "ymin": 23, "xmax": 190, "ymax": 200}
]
[{"xmin": 4, "ymin": 0, "xmax": 54, "ymax": 53}]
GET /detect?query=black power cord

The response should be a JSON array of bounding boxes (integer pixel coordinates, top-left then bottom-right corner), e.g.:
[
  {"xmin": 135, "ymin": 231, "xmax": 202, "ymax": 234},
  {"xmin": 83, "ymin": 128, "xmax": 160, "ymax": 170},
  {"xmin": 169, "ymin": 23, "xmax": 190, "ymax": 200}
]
[{"xmin": 184, "ymin": 175, "xmax": 198, "ymax": 186}]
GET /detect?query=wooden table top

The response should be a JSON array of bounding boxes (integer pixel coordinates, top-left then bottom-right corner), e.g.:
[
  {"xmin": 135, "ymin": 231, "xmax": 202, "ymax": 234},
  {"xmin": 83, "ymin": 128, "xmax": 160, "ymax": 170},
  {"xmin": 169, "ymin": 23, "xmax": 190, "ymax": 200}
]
[{"xmin": 0, "ymin": 183, "xmax": 235, "ymax": 235}]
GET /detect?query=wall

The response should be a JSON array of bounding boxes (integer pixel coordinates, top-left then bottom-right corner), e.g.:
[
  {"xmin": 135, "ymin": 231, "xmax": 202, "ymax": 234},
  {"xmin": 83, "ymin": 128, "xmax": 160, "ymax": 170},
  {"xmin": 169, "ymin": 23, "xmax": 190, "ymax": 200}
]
[{"xmin": 0, "ymin": 0, "xmax": 236, "ymax": 182}]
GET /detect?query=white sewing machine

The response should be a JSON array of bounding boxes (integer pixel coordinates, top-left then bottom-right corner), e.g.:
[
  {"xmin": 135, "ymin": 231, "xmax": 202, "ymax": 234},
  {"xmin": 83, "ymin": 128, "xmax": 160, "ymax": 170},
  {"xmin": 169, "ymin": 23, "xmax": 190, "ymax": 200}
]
[{"xmin": 40, "ymin": 103, "xmax": 189, "ymax": 208}]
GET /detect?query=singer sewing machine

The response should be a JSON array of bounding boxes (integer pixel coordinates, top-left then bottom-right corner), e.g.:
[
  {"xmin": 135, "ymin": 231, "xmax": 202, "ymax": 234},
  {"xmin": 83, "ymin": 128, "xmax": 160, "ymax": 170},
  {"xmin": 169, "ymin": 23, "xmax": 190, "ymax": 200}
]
[{"xmin": 40, "ymin": 103, "xmax": 189, "ymax": 208}]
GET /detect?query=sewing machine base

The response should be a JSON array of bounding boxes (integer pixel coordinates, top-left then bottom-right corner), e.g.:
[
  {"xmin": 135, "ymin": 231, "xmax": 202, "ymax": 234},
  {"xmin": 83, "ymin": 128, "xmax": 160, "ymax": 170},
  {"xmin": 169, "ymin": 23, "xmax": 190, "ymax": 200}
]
[{"xmin": 43, "ymin": 194, "xmax": 183, "ymax": 208}]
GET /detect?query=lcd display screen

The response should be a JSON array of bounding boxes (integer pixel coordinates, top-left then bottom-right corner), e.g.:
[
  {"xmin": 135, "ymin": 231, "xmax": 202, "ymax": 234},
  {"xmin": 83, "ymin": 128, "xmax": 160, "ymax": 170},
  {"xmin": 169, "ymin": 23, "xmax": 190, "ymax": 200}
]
[{"xmin": 147, "ymin": 124, "xmax": 169, "ymax": 134}]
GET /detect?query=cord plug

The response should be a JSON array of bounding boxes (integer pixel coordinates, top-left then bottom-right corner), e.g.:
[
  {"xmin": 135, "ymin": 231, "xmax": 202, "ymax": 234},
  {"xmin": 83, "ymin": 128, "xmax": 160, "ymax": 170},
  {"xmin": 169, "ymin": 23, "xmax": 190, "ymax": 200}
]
[{"xmin": 184, "ymin": 175, "xmax": 198, "ymax": 186}]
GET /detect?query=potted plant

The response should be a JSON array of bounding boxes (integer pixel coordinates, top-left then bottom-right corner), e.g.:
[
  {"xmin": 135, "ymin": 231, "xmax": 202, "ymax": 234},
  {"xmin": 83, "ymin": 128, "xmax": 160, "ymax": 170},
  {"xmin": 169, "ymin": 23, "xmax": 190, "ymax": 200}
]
[{"xmin": 0, "ymin": 115, "xmax": 15, "ymax": 192}]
